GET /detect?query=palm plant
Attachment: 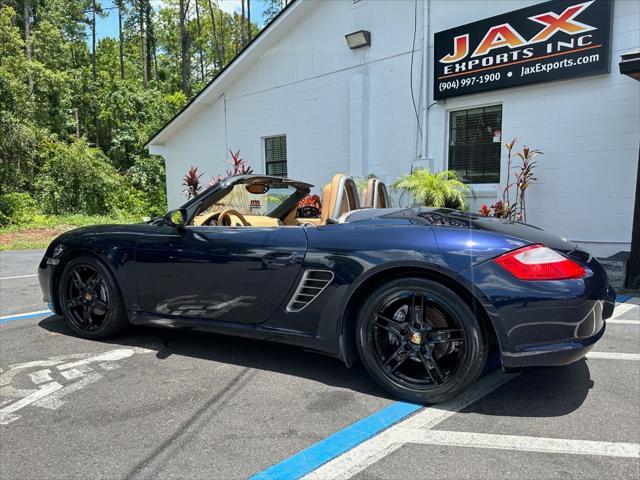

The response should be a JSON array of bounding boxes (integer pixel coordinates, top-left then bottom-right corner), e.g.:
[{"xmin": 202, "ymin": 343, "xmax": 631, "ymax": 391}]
[{"xmin": 392, "ymin": 169, "xmax": 470, "ymax": 210}]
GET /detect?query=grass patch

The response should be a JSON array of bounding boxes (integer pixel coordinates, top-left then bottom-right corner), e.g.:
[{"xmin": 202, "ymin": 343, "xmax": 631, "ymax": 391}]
[{"xmin": 0, "ymin": 214, "xmax": 140, "ymax": 251}]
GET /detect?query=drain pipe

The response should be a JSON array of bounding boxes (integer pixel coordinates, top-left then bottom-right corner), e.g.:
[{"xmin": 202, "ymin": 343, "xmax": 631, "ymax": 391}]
[{"xmin": 420, "ymin": 0, "xmax": 430, "ymax": 167}]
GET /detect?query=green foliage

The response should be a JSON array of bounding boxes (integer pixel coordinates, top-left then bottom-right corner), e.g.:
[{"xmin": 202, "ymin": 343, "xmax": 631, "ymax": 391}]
[
  {"xmin": 127, "ymin": 156, "xmax": 167, "ymax": 217},
  {"xmin": 0, "ymin": 113, "xmax": 48, "ymax": 194},
  {"xmin": 0, "ymin": 0, "xmax": 265, "ymax": 232},
  {"xmin": 0, "ymin": 192, "xmax": 39, "ymax": 227},
  {"xmin": 392, "ymin": 169, "xmax": 471, "ymax": 210},
  {"xmin": 263, "ymin": 0, "xmax": 286, "ymax": 23},
  {"xmin": 34, "ymin": 139, "xmax": 142, "ymax": 216}
]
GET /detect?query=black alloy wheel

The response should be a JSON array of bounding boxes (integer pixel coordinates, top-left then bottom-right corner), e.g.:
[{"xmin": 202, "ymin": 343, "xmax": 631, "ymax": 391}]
[
  {"xmin": 356, "ymin": 277, "xmax": 488, "ymax": 404},
  {"xmin": 59, "ymin": 256, "xmax": 128, "ymax": 338}
]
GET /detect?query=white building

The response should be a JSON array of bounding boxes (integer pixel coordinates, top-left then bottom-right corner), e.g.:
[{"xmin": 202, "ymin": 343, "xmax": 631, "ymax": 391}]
[{"xmin": 146, "ymin": 0, "xmax": 639, "ymax": 259}]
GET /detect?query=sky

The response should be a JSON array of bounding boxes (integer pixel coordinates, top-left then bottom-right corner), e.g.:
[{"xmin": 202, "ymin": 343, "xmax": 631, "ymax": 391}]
[{"xmin": 95, "ymin": 0, "xmax": 270, "ymax": 41}]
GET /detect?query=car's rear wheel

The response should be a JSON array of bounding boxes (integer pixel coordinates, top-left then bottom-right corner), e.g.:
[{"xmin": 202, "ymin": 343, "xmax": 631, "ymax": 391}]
[
  {"xmin": 356, "ymin": 277, "xmax": 488, "ymax": 403},
  {"xmin": 59, "ymin": 256, "xmax": 128, "ymax": 339}
]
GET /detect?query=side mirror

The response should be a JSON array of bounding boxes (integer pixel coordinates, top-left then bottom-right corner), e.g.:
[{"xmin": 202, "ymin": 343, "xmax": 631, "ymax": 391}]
[{"xmin": 164, "ymin": 208, "xmax": 187, "ymax": 228}]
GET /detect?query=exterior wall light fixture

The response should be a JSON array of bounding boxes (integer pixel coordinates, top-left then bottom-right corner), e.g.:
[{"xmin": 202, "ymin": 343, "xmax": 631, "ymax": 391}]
[{"xmin": 345, "ymin": 30, "xmax": 371, "ymax": 49}]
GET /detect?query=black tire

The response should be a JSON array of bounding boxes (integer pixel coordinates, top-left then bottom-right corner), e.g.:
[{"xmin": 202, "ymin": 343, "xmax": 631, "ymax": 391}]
[
  {"xmin": 58, "ymin": 255, "xmax": 129, "ymax": 339},
  {"xmin": 356, "ymin": 277, "xmax": 488, "ymax": 403}
]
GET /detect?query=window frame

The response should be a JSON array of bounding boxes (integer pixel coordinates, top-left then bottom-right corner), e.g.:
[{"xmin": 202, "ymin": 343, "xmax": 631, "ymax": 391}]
[
  {"xmin": 445, "ymin": 102, "xmax": 503, "ymax": 190},
  {"xmin": 263, "ymin": 134, "xmax": 288, "ymax": 178}
]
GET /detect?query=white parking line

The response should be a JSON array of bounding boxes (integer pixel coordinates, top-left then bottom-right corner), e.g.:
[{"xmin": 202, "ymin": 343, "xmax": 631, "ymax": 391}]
[
  {"xmin": 608, "ymin": 319, "xmax": 640, "ymax": 325},
  {"xmin": 401, "ymin": 429, "xmax": 640, "ymax": 459},
  {"xmin": 613, "ymin": 298, "xmax": 640, "ymax": 319},
  {"xmin": 587, "ymin": 352, "xmax": 640, "ymax": 361},
  {"xmin": 305, "ymin": 348, "xmax": 640, "ymax": 479},
  {"xmin": 0, "ymin": 274, "xmax": 38, "ymax": 281},
  {"xmin": 303, "ymin": 371, "xmax": 519, "ymax": 480}
]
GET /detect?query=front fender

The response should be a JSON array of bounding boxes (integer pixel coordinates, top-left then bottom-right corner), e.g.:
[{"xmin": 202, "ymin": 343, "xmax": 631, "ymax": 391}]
[{"xmin": 45, "ymin": 227, "xmax": 139, "ymax": 312}]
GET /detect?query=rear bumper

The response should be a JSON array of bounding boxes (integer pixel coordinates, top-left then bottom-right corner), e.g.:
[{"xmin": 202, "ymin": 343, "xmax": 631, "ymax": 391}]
[
  {"xmin": 602, "ymin": 284, "xmax": 616, "ymax": 320},
  {"xmin": 502, "ymin": 283, "xmax": 613, "ymax": 369},
  {"xmin": 459, "ymin": 249, "xmax": 612, "ymax": 371},
  {"xmin": 501, "ymin": 319, "xmax": 606, "ymax": 370}
]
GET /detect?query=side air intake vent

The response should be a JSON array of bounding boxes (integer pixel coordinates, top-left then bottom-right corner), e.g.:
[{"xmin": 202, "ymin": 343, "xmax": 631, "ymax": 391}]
[{"xmin": 286, "ymin": 270, "xmax": 334, "ymax": 313}]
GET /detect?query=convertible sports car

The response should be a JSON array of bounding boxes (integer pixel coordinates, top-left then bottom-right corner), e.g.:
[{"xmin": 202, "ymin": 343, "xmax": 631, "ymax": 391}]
[{"xmin": 39, "ymin": 174, "xmax": 615, "ymax": 403}]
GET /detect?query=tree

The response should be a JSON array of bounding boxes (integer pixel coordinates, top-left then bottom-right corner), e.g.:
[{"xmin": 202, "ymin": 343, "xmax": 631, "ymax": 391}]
[
  {"xmin": 194, "ymin": 0, "xmax": 205, "ymax": 81},
  {"xmin": 241, "ymin": 0, "xmax": 245, "ymax": 44},
  {"xmin": 246, "ymin": 0, "xmax": 251, "ymax": 41},
  {"xmin": 23, "ymin": 0, "xmax": 33, "ymax": 93},
  {"xmin": 206, "ymin": 0, "xmax": 220, "ymax": 69},
  {"xmin": 263, "ymin": 0, "xmax": 285, "ymax": 24},
  {"xmin": 179, "ymin": 0, "xmax": 190, "ymax": 96},
  {"xmin": 116, "ymin": 0, "xmax": 125, "ymax": 79},
  {"xmin": 140, "ymin": 0, "xmax": 148, "ymax": 88}
]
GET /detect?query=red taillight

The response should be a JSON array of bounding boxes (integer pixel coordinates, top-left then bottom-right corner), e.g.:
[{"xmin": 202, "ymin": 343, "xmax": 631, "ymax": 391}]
[{"xmin": 494, "ymin": 245, "xmax": 587, "ymax": 281}]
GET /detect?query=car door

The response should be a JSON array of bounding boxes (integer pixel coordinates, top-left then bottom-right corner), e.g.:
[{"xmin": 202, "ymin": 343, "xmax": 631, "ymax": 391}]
[{"xmin": 134, "ymin": 224, "xmax": 307, "ymax": 324}]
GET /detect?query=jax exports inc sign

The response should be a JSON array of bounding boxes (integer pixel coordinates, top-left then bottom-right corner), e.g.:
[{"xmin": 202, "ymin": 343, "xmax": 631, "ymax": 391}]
[{"xmin": 433, "ymin": 0, "xmax": 612, "ymax": 100}]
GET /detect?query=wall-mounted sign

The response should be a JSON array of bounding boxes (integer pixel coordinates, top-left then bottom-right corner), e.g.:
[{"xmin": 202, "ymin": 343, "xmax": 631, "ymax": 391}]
[{"xmin": 433, "ymin": 0, "xmax": 612, "ymax": 100}]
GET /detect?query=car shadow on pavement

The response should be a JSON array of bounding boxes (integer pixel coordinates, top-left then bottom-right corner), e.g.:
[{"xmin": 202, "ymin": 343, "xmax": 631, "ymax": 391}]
[
  {"xmin": 38, "ymin": 315, "xmax": 593, "ymax": 415},
  {"xmin": 37, "ymin": 314, "xmax": 392, "ymax": 400},
  {"xmin": 466, "ymin": 360, "xmax": 593, "ymax": 417}
]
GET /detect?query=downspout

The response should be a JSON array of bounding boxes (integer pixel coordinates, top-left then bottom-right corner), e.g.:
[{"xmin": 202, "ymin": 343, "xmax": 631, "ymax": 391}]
[{"xmin": 420, "ymin": 0, "xmax": 430, "ymax": 166}]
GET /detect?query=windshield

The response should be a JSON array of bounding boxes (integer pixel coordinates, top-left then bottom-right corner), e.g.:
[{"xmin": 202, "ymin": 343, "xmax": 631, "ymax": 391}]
[{"xmin": 200, "ymin": 184, "xmax": 297, "ymax": 216}]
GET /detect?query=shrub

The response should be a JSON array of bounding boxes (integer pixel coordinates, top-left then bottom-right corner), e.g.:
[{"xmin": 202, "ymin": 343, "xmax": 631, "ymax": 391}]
[
  {"xmin": 127, "ymin": 156, "xmax": 167, "ymax": 217},
  {"xmin": 35, "ymin": 138, "xmax": 135, "ymax": 216},
  {"xmin": 0, "ymin": 192, "xmax": 39, "ymax": 226}
]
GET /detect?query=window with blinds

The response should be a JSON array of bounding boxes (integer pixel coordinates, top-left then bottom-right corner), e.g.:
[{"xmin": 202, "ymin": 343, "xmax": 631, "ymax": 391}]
[
  {"xmin": 448, "ymin": 105, "xmax": 502, "ymax": 184},
  {"xmin": 265, "ymin": 135, "xmax": 288, "ymax": 177}
]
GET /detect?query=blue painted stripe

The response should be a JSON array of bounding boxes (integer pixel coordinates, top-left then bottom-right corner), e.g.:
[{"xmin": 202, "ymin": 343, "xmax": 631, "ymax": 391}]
[
  {"xmin": 250, "ymin": 400, "xmax": 422, "ymax": 480},
  {"xmin": 252, "ymin": 352, "xmax": 502, "ymax": 480},
  {"xmin": 0, "ymin": 309, "xmax": 52, "ymax": 325},
  {"xmin": 616, "ymin": 295, "xmax": 633, "ymax": 304}
]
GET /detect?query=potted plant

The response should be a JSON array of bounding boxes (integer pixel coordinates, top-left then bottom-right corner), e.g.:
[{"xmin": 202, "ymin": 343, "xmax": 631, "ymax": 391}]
[{"xmin": 392, "ymin": 168, "xmax": 470, "ymax": 210}]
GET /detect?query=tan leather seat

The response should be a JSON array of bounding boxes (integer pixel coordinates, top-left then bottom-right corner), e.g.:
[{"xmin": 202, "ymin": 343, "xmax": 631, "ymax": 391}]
[
  {"xmin": 193, "ymin": 212, "xmax": 282, "ymax": 227},
  {"xmin": 361, "ymin": 178, "xmax": 390, "ymax": 208},
  {"xmin": 320, "ymin": 174, "xmax": 360, "ymax": 224},
  {"xmin": 243, "ymin": 215, "xmax": 282, "ymax": 227},
  {"xmin": 320, "ymin": 182, "xmax": 335, "ymax": 225}
]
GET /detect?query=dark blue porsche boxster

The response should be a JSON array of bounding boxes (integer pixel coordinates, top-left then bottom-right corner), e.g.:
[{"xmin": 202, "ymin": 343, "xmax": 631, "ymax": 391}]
[{"xmin": 39, "ymin": 174, "xmax": 616, "ymax": 403}]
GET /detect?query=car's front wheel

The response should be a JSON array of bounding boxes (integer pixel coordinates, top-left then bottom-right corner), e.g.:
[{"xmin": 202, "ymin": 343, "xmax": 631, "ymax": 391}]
[
  {"xmin": 58, "ymin": 256, "xmax": 128, "ymax": 339},
  {"xmin": 356, "ymin": 277, "xmax": 488, "ymax": 403}
]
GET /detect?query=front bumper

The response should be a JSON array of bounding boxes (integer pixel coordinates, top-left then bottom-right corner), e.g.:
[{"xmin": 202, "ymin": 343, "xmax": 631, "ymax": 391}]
[{"xmin": 38, "ymin": 255, "xmax": 59, "ymax": 314}]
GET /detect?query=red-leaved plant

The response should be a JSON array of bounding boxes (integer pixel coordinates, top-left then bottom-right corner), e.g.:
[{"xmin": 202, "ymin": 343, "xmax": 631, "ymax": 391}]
[
  {"xmin": 183, "ymin": 166, "xmax": 203, "ymax": 199},
  {"xmin": 206, "ymin": 149, "xmax": 254, "ymax": 188},
  {"xmin": 480, "ymin": 139, "xmax": 542, "ymax": 222},
  {"xmin": 226, "ymin": 149, "xmax": 253, "ymax": 177}
]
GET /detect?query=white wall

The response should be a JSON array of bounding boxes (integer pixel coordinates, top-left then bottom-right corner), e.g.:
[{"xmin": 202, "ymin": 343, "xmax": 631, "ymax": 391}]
[
  {"xmin": 156, "ymin": 0, "xmax": 639, "ymax": 258},
  {"xmin": 425, "ymin": 0, "xmax": 640, "ymax": 257}
]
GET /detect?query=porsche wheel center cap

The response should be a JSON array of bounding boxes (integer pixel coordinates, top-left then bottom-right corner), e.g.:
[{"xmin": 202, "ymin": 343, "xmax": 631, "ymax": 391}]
[
  {"xmin": 410, "ymin": 332, "xmax": 422, "ymax": 345},
  {"xmin": 84, "ymin": 293, "xmax": 92, "ymax": 301}
]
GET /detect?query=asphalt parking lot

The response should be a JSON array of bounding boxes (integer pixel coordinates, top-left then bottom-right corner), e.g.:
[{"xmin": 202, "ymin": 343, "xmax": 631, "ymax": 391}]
[{"xmin": 1, "ymin": 249, "xmax": 639, "ymax": 479}]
